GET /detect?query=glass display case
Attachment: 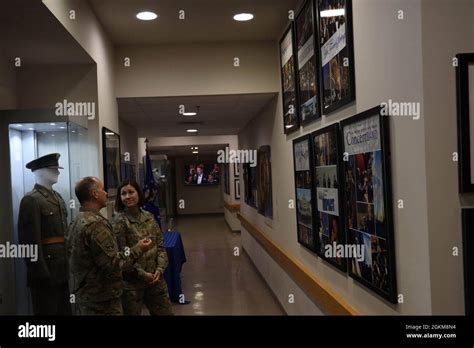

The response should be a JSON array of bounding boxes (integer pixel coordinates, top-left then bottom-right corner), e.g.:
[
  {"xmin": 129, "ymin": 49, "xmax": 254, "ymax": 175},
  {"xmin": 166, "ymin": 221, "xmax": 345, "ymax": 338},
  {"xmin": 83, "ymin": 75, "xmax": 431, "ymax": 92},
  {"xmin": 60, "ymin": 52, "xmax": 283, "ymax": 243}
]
[{"xmin": 8, "ymin": 121, "xmax": 89, "ymax": 314}]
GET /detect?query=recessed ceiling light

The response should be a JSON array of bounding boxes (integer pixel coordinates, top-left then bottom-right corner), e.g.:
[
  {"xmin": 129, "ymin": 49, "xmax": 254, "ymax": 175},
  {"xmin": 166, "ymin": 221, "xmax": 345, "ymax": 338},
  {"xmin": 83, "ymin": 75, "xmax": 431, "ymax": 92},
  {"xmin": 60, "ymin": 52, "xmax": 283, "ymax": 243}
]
[
  {"xmin": 28, "ymin": 128, "xmax": 34, "ymax": 131},
  {"xmin": 136, "ymin": 11, "xmax": 158, "ymax": 21},
  {"xmin": 192, "ymin": 151, "xmax": 199, "ymax": 154},
  {"xmin": 320, "ymin": 9, "xmax": 345, "ymax": 18},
  {"xmin": 285, "ymin": 125, "xmax": 293, "ymax": 129},
  {"xmin": 17, "ymin": 124, "xmax": 23, "ymax": 127},
  {"xmin": 50, "ymin": 123, "xmax": 56, "ymax": 126},
  {"xmin": 59, "ymin": 126, "xmax": 66, "ymax": 129},
  {"xmin": 187, "ymin": 129, "xmax": 198, "ymax": 133},
  {"xmin": 51, "ymin": 134, "xmax": 55, "ymax": 137},
  {"xmin": 183, "ymin": 112, "xmax": 197, "ymax": 116},
  {"xmin": 105, "ymin": 132, "xmax": 115, "ymax": 135},
  {"xmin": 72, "ymin": 130, "xmax": 76, "ymax": 133},
  {"xmin": 233, "ymin": 13, "xmax": 254, "ymax": 21}
]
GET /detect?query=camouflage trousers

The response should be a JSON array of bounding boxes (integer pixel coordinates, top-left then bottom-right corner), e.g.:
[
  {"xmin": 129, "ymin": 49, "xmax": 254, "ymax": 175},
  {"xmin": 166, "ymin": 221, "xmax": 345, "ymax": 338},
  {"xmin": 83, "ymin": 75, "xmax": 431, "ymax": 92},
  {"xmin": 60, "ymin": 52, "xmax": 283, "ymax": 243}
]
[
  {"xmin": 122, "ymin": 280, "xmax": 173, "ymax": 316},
  {"xmin": 78, "ymin": 297, "xmax": 123, "ymax": 315}
]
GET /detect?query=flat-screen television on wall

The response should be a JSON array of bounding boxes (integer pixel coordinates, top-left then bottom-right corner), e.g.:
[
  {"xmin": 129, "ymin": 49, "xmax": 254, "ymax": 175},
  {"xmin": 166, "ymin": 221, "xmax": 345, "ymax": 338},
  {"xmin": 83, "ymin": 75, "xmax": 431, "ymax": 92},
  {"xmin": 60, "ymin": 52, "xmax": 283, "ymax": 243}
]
[{"xmin": 184, "ymin": 163, "xmax": 220, "ymax": 185}]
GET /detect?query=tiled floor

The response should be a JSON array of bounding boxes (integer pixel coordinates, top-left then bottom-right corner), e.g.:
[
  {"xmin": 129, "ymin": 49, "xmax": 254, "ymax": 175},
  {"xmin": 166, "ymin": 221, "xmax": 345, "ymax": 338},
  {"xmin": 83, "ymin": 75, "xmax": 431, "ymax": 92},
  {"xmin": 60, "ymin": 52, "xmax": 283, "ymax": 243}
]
[{"xmin": 168, "ymin": 214, "xmax": 284, "ymax": 315}]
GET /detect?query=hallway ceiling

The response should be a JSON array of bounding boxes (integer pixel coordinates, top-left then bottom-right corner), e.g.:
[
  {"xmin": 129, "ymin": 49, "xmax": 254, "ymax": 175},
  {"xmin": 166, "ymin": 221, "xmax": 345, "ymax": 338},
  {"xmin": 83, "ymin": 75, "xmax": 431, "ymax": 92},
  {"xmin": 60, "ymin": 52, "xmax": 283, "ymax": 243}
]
[
  {"xmin": 0, "ymin": 0, "xmax": 93, "ymax": 65},
  {"xmin": 87, "ymin": 0, "xmax": 302, "ymax": 45},
  {"xmin": 150, "ymin": 144, "xmax": 227, "ymax": 157},
  {"xmin": 118, "ymin": 93, "xmax": 277, "ymax": 137}
]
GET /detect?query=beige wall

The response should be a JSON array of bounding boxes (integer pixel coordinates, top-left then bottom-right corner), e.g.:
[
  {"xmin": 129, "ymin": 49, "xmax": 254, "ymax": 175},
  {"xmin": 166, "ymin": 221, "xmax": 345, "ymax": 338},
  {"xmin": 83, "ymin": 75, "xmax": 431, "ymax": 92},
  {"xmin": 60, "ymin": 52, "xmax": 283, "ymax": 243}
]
[
  {"xmin": 115, "ymin": 42, "xmax": 280, "ymax": 98},
  {"xmin": 43, "ymin": 0, "xmax": 119, "ymax": 182},
  {"xmin": 421, "ymin": 0, "xmax": 474, "ymax": 314},
  {"xmin": 119, "ymin": 117, "xmax": 138, "ymax": 165},
  {"xmin": 0, "ymin": 53, "xmax": 17, "ymax": 109},
  {"xmin": 16, "ymin": 64, "xmax": 96, "ymax": 110},
  {"xmin": 239, "ymin": 0, "xmax": 438, "ymax": 315},
  {"xmin": 175, "ymin": 156, "xmax": 223, "ymax": 215}
]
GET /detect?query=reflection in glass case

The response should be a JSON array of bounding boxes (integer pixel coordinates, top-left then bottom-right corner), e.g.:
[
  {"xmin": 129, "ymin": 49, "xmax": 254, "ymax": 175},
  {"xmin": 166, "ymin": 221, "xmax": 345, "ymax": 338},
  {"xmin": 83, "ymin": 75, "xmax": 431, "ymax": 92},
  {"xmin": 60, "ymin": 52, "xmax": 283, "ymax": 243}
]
[{"xmin": 8, "ymin": 121, "xmax": 89, "ymax": 314}]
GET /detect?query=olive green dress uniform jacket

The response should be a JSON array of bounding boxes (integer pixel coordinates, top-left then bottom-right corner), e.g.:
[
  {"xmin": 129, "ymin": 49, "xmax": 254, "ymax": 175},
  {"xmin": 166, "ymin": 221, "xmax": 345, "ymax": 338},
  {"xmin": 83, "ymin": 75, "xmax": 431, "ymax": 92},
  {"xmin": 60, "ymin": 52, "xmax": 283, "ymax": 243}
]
[
  {"xmin": 18, "ymin": 184, "xmax": 69, "ymax": 286},
  {"xmin": 67, "ymin": 207, "xmax": 144, "ymax": 303},
  {"xmin": 112, "ymin": 208, "xmax": 168, "ymax": 289}
]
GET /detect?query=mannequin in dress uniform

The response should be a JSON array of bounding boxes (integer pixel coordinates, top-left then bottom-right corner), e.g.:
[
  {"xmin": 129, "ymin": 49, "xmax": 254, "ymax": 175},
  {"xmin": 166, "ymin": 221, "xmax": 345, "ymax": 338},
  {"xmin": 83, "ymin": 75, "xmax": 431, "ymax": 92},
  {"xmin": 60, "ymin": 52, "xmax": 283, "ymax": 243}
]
[{"xmin": 18, "ymin": 153, "xmax": 71, "ymax": 315}]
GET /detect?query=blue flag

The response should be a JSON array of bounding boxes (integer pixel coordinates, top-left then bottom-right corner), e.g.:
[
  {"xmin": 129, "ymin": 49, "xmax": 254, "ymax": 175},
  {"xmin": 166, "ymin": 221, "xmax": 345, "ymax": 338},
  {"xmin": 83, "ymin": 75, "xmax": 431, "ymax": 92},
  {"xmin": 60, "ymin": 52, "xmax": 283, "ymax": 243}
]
[{"xmin": 143, "ymin": 149, "xmax": 162, "ymax": 230}]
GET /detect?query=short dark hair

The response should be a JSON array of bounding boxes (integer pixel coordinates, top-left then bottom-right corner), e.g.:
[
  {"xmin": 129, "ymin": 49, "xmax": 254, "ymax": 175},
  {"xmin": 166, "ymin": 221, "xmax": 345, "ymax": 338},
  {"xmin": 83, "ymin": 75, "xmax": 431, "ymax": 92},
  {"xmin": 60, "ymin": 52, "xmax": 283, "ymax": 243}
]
[
  {"xmin": 114, "ymin": 180, "xmax": 145, "ymax": 212},
  {"xmin": 75, "ymin": 177, "xmax": 99, "ymax": 205}
]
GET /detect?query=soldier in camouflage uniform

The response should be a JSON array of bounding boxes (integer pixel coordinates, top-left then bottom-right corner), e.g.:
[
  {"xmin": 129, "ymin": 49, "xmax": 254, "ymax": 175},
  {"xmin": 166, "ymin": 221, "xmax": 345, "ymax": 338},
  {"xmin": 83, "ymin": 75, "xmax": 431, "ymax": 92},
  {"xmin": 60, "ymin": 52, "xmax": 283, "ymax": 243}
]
[
  {"xmin": 67, "ymin": 177, "xmax": 152, "ymax": 315},
  {"xmin": 112, "ymin": 180, "xmax": 173, "ymax": 315}
]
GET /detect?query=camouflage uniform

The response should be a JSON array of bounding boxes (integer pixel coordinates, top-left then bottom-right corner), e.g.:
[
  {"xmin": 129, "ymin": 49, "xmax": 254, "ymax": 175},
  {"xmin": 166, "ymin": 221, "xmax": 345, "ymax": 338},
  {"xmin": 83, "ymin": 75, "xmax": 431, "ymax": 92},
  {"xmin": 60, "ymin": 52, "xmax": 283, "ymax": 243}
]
[
  {"xmin": 112, "ymin": 208, "xmax": 173, "ymax": 316},
  {"xmin": 18, "ymin": 184, "xmax": 71, "ymax": 315},
  {"xmin": 67, "ymin": 207, "xmax": 144, "ymax": 315}
]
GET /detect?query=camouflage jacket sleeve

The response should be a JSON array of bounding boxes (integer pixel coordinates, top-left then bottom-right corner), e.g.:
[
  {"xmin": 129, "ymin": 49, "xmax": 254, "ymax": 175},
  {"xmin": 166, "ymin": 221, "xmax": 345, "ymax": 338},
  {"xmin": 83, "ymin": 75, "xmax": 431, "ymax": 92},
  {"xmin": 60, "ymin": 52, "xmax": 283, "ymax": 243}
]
[
  {"xmin": 87, "ymin": 221, "xmax": 143, "ymax": 273},
  {"xmin": 111, "ymin": 214, "xmax": 149, "ymax": 281},
  {"xmin": 153, "ymin": 221, "xmax": 168, "ymax": 275}
]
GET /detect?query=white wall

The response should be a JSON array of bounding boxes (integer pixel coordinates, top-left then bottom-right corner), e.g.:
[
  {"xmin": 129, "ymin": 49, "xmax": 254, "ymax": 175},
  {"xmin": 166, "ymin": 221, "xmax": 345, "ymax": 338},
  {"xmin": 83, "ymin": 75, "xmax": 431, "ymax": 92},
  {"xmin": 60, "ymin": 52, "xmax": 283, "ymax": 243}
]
[
  {"xmin": 115, "ymin": 42, "xmax": 280, "ymax": 98},
  {"xmin": 239, "ymin": 0, "xmax": 439, "ymax": 315},
  {"xmin": 421, "ymin": 0, "xmax": 474, "ymax": 314}
]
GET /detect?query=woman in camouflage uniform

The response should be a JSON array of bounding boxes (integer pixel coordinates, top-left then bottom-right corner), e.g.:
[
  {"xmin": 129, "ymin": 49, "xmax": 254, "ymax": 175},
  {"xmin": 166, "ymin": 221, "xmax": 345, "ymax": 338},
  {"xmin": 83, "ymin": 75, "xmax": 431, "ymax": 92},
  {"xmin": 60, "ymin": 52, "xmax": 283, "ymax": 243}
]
[{"xmin": 112, "ymin": 180, "xmax": 173, "ymax": 315}]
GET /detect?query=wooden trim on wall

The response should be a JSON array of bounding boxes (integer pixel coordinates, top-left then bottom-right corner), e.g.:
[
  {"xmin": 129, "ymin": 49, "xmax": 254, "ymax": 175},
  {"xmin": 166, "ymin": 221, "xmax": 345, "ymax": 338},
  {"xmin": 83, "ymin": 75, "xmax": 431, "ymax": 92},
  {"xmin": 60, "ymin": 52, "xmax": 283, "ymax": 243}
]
[
  {"xmin": 237, "ymin": 213, "xmax": 360, "ymax": 315},
  {"xmin": 224, "ymin": 201, "xmax": 241, "ymax": 213}
]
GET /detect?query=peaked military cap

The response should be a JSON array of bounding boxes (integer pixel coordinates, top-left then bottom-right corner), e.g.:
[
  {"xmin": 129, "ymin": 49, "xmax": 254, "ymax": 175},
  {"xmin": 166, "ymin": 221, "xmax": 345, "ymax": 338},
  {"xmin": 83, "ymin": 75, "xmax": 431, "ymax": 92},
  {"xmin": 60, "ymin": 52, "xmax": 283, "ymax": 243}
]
[{"xmin": 26, "ymin": 153, "xmax": 64, "ymax": 171}]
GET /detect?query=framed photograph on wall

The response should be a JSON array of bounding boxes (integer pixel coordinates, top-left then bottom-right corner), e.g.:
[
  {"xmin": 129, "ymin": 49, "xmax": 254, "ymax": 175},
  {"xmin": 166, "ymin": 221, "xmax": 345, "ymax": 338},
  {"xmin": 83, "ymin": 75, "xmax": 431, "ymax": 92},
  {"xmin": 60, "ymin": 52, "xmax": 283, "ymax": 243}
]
[
  {"xmin": 293, "ymin": 135, "xmax": 316, "ymax": 251},
  {"xmin": 234, "ymin": 179, "xmax": 241, "ymax": 200},
  {"xmin": 257, "ymin": 145, "xmax": 273, "ymax": 219},
  {"xmin": 340, "ymin": 106, "xmax": 397, "ymax": 303},
  {"xmin": 243, "ymin": 163, "xmax": 257, "ymax": 208},
  {"xmin": 456, "ymin": 53, "xmax": 474, "ymax": 192},
  {"xmin": 223, "ymin": 163, "xmax": 230, "ymax": 194},
  {"xmin": 311, "ymin": 123, "xmax": 346, "ymax": 271},
  {"xmin": 316, "ymin": 0, "xmax": 356, "ymax": 114},
  {"xmin": 462, "ymin": 208, "xmax": 474, "ymax": 315},
  {"xmin": 102, "ymin": 127, "xmax": 121, "ymax": 197},
  {"xmin": 279, "ymin": 23, "xmax": 300, "ymax": 134},
  {"xmin": 295, "ymin": 0, "xmax": 321, "ymax": 126}
]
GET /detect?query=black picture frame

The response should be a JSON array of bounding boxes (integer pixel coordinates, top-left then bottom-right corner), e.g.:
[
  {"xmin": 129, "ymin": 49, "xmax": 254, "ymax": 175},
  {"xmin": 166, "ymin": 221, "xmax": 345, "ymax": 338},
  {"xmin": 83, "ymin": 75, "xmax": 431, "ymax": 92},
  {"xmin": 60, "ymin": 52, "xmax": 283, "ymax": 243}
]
[
  {"xmin": 293, "ymin": 134, "xmax": 316, "ymax": 251},
  {"xmin": 316, "ymin": 0, "xmax": 356, "ymax": 114},
  {"xmin": 279, "ymin": 23, "xmax": 300, "ymax": 134},
  {"xmin": 234, "ymin": 179, "xmax": 241, "ymax": 200},
  {"xmin": 295, "ymin": 0, "xmax": 322, "ymax": 126},
  {"xmin": 311, "ymin": 123, "xmax": 347, "ymax": 272},
  {"xmin": 257, "ymin": 145, "xmax": 273, "ymax": 219},
  {"xmin": 462, "ymin": 208, "xmax": 474, "ymax": 316},
  {"xmin": 340, "ymin": 106, "xmax": 397, "ymax": 304},
  {"xmin": 223, "ymin": 163, "xmax": 230, "ymax": 194},
  {"xmin": 102, "ymin": 127, "xmax": 121, "ymax": 198},
  {"xmin": 456, "ymin": 53, "xmax": 474, "ymax": 193},
  {"xmin": 243, "ymin": 162, "xmax": 257, "ymax": 209},
  {"xmin": 234, "ymin": 162, "xmax": 240, "ymax": 177}
]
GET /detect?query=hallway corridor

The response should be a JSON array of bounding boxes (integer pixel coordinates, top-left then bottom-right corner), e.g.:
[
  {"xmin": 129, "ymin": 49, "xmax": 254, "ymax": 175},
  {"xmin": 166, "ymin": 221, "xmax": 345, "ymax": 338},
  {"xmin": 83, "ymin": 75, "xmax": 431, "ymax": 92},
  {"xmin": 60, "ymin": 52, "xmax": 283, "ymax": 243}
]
[{"xmin": 169, "ymin": 214, "xmax": 284, "ymax": 315}]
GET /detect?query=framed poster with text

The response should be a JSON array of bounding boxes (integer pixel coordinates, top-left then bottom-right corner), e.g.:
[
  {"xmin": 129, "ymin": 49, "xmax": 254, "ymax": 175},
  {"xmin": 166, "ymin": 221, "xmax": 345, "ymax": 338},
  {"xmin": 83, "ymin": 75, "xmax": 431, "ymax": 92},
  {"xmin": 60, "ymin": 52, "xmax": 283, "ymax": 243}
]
[
  {"xmin": 340, "ymin": 106, "xmax": 397, "ymax": 303},
  {"xmin": 293, "ymin": 135, "xmax": 316, "ymax": 251},
  {"xmin": 295, "ymin": 0, "xmax": 321, "ymax": 126},
  {"xmin": 279, "ymin": 23, "xmax": 300, "ymax": 134},
  {"xmin": 102, "ymin": 127, "xmax": 121, "ymax": 198},
  {"xmin": 311, "ymin": 123, "xmax": 346, "ymax": 272},
  {"xmin": 456, "ymin": 53, "xmax": 474, "ymax": 192},
  {"xmin": 316, "ymin": 0, "xmax": 355, "ymax": 114}
]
